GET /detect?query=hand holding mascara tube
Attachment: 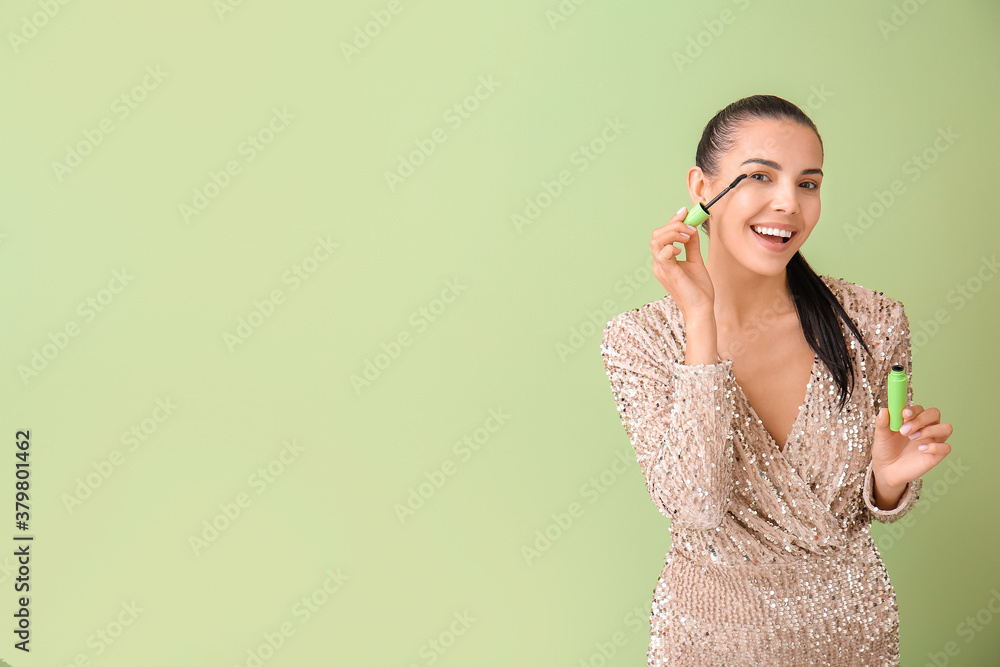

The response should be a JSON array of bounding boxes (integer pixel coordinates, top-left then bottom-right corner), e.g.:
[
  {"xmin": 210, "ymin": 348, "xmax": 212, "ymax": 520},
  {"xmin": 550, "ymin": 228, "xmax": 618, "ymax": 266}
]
[{"xmin": 873, "ymin": 360, "xmax": 953, "ymax": 499}]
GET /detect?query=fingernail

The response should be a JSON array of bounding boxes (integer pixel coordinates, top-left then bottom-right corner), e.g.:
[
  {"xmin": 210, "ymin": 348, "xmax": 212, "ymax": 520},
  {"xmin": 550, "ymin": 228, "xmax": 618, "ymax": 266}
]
[
  {"xmin": 907, "ymin": 430, "xmax": 921, "ymax": 440},
  {"xmin": 918, "ymin": 444, "xmax": 928, "ymax": 451},
  {"xmin": 676, "ymin": 206, "xmax": 687, "ymax": 216},
  {"xmin": 899, "ymin": 423, "xmax": 911, "ymax": 435},
  {"xmin": 685, "ymin": 224, "xmax": 697, "ymax": 233},
  {"xmin": 903, "ymin": 409, "xmax": 912, "ymax": 417}
]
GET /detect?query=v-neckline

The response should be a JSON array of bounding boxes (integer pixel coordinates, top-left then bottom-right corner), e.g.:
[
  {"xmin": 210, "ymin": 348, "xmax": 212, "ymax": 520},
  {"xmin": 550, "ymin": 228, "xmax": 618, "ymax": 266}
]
[
  {"xmin": 731, "ymin": 354, "xmax": 820, "ymax": 456},
  {"xmin": 666, "ymin": 295, "xmax": 823, "ymax": 456}
]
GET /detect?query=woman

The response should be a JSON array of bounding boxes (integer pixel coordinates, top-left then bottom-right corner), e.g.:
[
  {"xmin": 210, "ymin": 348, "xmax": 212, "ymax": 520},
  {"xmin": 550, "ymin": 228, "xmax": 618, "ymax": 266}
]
[{"xmin": 600, "ymin": 95, "xmax": 953, "ymax": 665}]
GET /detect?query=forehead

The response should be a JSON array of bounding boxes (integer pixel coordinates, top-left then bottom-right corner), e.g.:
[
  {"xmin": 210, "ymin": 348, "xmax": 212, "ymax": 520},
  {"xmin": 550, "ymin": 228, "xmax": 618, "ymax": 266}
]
[{"xmin": 727, "ymin": 118, "xmax": 822, "ymax": 163}]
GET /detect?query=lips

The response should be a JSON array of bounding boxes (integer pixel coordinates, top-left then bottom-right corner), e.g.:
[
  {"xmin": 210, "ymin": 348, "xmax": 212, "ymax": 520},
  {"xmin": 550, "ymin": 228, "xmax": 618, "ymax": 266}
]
[
  {"xmin": 751, "ymin": 226, "xmax": 795, "ymax": 250},
  {"xmin": 752, "ymin": 227, "xmax": 791, "ymax": 243}
]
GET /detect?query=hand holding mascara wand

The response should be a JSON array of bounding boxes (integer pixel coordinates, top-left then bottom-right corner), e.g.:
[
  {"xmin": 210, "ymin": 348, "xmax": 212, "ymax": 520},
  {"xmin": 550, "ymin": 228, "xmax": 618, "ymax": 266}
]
[
  {"xmin": 683, "ymin": 172, "xmax": 749, "ymax": 227},
  {"xmin": 653, "ymin": 172, "xmax": 750, "ymax": 324}
]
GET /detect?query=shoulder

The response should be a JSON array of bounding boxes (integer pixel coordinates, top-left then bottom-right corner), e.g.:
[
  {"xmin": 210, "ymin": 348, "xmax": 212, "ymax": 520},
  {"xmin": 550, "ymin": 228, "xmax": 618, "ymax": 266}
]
[
  {"xmin": 818, "ymin": 273, "xmax": 907, "ymax": 330},
  {"xmin": 601, "ymin": 295, "xmax": 684, "ymax": 362}
]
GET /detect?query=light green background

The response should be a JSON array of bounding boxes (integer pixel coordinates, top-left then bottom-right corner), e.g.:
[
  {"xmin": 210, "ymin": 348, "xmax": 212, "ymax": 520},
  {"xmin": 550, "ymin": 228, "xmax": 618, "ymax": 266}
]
[{"xmin": 2, "ymin": 1, "xmax": 998, "ymax": 665}]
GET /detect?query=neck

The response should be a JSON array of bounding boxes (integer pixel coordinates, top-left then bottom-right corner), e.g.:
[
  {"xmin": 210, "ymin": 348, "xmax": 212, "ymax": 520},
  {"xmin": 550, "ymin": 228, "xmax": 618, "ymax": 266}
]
[{"xmin": 707, "ymin": 259, "xmax": 795, "ymax": 331}]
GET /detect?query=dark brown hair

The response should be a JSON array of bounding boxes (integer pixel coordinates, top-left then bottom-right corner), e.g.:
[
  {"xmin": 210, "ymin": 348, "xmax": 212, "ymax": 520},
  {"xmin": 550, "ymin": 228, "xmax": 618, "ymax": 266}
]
[{"xmin": 694, "ymin": 94, "xmax": 872, "ymax": 411}]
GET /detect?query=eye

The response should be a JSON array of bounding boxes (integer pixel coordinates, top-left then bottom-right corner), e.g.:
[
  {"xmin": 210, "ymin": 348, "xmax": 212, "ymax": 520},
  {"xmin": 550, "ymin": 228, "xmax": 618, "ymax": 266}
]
[
  {"xmin": 800, "ymin": 181, "xmax": 820, "ymax": 190},
  {"xmin": 749, "ymin": 172, "xmax": 770, "ymax": 182}
]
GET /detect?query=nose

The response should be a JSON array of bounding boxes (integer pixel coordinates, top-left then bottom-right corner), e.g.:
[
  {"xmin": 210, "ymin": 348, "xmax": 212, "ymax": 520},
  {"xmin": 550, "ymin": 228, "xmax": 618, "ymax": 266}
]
[{"xmin": 770, "ymin": 180, "xmax": 799, "ymax": 215}]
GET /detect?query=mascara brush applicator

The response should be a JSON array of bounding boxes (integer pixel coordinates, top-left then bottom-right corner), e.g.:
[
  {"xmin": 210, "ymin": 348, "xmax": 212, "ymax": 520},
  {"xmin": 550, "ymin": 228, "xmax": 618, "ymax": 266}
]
[{"xmin": 683, "ymin": 173, "xmax": 748, "ymax": 227}]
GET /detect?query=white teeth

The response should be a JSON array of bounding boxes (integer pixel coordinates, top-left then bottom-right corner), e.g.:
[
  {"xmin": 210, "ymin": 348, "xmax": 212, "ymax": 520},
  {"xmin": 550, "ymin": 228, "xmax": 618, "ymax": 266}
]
[{"xmin": 752, "ymin": 225, "xmax": 793, "ymax": 239}]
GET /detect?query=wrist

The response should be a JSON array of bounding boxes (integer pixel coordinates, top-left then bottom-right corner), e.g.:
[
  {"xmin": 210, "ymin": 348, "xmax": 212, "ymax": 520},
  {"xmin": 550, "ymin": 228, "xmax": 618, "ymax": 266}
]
[
  {"xmin": 871, "ymin": 461, "xmax": 906, "ymax": 490},
  {"xmin": 871, "ymin": 466, "xmax": 908, "ymax": 511},
  {"xmin": 683, "ymin": 316, "xmax": 719, "ymax": 365},
  {"xmin": 684, "ymin": 306, "xmax": 716, "ymax": 326}
]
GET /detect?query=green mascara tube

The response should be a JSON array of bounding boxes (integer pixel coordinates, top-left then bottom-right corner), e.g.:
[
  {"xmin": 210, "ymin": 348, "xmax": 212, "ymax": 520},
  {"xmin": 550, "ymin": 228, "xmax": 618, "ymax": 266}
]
[
  {"xmin": 683, "ymin": 173, "xmax": 748, "ymax": 227},
  {"xmin": 887, "ymin": 363, "xmax": 907, "ymax": 431}
]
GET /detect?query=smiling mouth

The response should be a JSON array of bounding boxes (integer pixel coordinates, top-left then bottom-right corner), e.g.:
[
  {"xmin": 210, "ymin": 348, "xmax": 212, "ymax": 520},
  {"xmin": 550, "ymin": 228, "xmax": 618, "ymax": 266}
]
[{"xmin": 751, "ymin": 227, "xmax": 794, "ymax": 244}]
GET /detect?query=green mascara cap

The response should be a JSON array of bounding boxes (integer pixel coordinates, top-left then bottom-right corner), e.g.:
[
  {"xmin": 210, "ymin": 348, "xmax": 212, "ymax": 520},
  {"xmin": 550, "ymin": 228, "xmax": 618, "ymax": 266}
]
[{"xmin": 683, "ymin": 203, "xmax": 711, "ymax": 227}]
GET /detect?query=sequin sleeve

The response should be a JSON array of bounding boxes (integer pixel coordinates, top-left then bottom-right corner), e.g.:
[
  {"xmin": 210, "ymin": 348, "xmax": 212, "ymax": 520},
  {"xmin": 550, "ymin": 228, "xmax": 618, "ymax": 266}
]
[
  {"xmin": 863, "ymin": 300, "xmax": 923, "ymax": 523},
  {"xmin": 601, "ymin": 311, "xmax": 736, "ymax": 531}
]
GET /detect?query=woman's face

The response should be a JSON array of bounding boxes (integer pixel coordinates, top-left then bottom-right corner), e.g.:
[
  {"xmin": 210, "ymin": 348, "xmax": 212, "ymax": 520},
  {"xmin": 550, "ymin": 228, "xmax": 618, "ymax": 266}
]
[{"xmin": 689, "ymin": 117, "xmax": 823, "ymax": 276}]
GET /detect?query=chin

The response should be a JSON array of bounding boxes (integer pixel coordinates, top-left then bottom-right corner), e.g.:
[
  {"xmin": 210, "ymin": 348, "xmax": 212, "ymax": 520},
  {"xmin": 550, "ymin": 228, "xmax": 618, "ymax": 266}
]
[{"xmin": 744, "ymin": 258, "xmax": 794, "ymax": 277}]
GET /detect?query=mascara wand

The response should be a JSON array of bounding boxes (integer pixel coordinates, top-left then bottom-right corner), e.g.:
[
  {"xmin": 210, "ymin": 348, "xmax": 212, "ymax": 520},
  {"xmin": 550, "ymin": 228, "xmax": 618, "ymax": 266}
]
[{"xmin": 683, "ymin": 173, "xmax": 748, "ymax": 227}]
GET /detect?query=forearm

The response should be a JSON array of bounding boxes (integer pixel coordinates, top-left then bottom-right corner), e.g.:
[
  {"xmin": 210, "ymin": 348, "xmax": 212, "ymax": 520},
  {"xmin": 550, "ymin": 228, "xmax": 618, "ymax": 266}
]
[
  {"xmin": 601, "ymin": 314, "xmax": 735, "ymax": 531},
  {"xmin": 656, "ymin": 357, "xmax": 736, "ymax": 529}
]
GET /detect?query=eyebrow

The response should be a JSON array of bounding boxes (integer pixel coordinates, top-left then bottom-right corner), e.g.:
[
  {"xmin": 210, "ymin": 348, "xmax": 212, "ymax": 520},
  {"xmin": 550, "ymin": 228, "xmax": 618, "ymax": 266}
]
[{"xmin": 740, "ymin": 158, "xmax": 823, "ymax": 177}]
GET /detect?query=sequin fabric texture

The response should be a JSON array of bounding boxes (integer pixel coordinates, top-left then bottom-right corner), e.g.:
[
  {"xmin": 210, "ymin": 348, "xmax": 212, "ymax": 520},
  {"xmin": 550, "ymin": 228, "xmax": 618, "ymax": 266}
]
[{"xmin": 600, "ymin": 275, "xmax": 923, "ymax": 666}]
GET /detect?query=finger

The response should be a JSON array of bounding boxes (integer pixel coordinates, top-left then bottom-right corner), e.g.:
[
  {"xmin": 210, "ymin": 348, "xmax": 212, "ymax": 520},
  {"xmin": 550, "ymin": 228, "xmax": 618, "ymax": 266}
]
[
  {"xmin": 876, "ymin": 407, "xmax": 895, "ymax": 432},
  {"xmin": 665, "ymin": 244, "xmax": 683, "ymax": 259},
  {"xmin": 906, "ymin": 422, "xmax": 953, "ymax": 443},
  {"xmin": 900, "ymin": 407, "xmax": 942, "ymax": 434},
  {"xmin": 901, "ymin": 405, "xmax": 924, "ymax": 420},
  {"xmin": 906, "ymin": 406, "xmax": 941, "ymax": 423},
  {"xmin": 650, "ymin": 225, "xmax": 695, "ymax": 257},
  {"xmin": 649, "ymin": 231, "xmax": 691, "ymax": 254},
  {"xmin": 682, "ymin": 226, "xmax": 704, "ymax": 265},
  {"xmin": 651, "ymin": 220, "xmax": 699, "ymax": 245},
  {"xmin": 651, "ymin": 206, "xmax": 692, "ymax": 233},
  {"xmin": 650, "ymin": 237, "xmax": 683, "ymax": 261},
  {"xmin": 916, "ymin": 441, "xmax": 953, "ymax": 456}
]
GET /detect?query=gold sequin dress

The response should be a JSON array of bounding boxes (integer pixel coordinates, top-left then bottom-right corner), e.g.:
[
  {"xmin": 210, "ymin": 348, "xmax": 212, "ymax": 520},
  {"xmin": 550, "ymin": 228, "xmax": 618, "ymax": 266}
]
[{"xmin": 600, "ymin": 275, "xmax": 922, "ymax": 666}]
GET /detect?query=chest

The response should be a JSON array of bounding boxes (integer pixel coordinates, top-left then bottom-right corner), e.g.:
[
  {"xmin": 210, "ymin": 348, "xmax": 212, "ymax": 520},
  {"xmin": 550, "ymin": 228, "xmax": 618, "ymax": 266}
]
[{"xmin": 722, "ymin": 329, "xmax": 817, "ymax": 452}]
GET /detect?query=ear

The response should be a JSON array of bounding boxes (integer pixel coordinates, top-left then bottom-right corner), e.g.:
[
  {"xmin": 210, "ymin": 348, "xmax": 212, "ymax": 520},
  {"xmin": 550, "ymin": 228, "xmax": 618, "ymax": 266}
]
[{"xmin": 687, "ymin": 166, "xmax": 712, "ymax": 205}]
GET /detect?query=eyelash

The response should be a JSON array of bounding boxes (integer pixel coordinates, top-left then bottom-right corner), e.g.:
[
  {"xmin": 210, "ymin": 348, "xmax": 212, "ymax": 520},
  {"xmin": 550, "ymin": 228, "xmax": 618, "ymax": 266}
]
[{"xmin": 748, "ymin": 172, "xmax": 820, "ymax": 190}]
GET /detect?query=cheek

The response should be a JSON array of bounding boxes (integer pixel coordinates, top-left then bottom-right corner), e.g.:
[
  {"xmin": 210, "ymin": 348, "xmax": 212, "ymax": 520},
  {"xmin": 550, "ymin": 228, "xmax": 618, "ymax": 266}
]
[
  {"xmin": 723, "ymin": 191, "xmax": 760, "ymax": 216},
  {"xmin": 804, "ymin": 196, "xmax": 821, "ymax": 220},
  {"xmin": 738, "ymin": 184, "xmax": 778, "ymax": 209}
]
